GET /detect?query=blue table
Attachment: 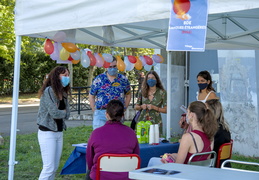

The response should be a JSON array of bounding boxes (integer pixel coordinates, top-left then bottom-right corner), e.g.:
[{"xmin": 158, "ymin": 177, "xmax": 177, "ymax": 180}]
[{"xmin": 60, "ymin": 142, "xmax": 179, "ymax": 175}]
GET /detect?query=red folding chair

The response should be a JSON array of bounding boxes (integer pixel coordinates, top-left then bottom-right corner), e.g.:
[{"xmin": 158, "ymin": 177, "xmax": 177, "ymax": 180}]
[
  {"xmin": 96, "ymin": 154, "xmax": 141, "ymax": 180},
  {"xmin": 216, "ymin": 139, "xmax": 233, "ymax": 168}
]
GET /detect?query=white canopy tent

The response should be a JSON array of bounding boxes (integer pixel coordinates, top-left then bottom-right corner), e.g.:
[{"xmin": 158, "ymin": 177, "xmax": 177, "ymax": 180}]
[{"xmin": 9, "ymin": 0, "xmax": 259, "ymax": 179}]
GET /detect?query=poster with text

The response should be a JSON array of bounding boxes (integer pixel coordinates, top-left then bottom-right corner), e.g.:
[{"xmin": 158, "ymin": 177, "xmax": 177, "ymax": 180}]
[{"xmin": 167, "ymin": 0, "xmax": 208, "ymax": 51}]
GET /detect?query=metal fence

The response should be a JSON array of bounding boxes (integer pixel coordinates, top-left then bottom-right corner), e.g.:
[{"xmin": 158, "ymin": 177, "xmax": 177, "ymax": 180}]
[{"xmin": 69, "ymin": 85, "xmax": 140, "ymax": 114}]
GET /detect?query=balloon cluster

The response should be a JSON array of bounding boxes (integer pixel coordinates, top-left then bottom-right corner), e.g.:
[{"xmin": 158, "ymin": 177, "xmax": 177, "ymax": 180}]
[{"xmin": 43, "ymin": 31, "xmax": 164, "ymax": 70}]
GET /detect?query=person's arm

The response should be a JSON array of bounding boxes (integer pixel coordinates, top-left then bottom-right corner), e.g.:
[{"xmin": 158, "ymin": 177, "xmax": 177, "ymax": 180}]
[
  {"xmin": 174, "ymin": 133, "xmax": 191, "ymax": 164},
  {"xmin": 89, "ymin": 94, "xmax": 96, "ymax": 112},
  {"xmin": 207, "ymin": 91, "xmax": 218, "ymax": 100},
  {"xmin": 124, "ymin": 92, "xmax": 131, "ymax": 110},
  {"xmin": 86, "ymin": 133, "xmax": 95, "ymax": 170}
]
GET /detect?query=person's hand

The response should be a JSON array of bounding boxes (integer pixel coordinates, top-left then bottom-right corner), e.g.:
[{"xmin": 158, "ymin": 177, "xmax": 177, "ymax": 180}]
[
  {"xmin": 140, "ymin": 104, "xmax": 147, "ymax": 110},
  {"xmin": 160, "ymin": 158, "xmax": 168, "ymax": 164},
  {"xmin": 147, "ymin": 104, "xmax": 156, "ymax": 110}
]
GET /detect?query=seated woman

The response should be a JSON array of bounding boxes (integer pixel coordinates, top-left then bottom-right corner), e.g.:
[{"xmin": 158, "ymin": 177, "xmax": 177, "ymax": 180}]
[
  {"xmin": 148, "ymin": 101, "xmax": 218, "ymax": 166},
  {"xmin": 206, "ymin": 99, "xmax": 231, "ymax": 167},
  {"xmin": 86, "ymin": 100, "xmax": 140, "ymax": 180}
]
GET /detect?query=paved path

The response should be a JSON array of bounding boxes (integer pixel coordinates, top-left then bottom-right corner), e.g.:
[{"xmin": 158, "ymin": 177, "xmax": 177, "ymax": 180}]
[{"xmin": 0, "ymin": 101, "xmax": 92, "ymax": 137}]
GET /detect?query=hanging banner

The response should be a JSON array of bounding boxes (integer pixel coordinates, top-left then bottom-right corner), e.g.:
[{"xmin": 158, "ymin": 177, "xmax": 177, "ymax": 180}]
[{"xmin": 166, "ymin": 0, "xmax": 208, "ymax": 51}]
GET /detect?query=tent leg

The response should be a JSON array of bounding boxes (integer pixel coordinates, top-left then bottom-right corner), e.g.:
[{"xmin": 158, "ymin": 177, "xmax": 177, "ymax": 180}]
[
  {"xmin": 166, "ymin": 51, "xmax": 172, "ymax": 140},
  {"xmin": 8, "ymin": 35, "xmax": 21, "ymax": 180}
]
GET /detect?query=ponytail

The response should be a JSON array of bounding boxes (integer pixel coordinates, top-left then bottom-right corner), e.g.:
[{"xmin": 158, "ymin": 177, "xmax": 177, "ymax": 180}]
[
  {"xmin": 202, "ymin": 108, "xmax": 218, "ymax": 140},
  {"xmin": 189, "ymin": 101, "xmax": 218, "ymax": 141}
]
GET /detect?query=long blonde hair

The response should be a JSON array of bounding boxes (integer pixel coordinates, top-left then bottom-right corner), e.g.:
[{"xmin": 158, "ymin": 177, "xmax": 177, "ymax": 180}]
[{"xmin": 205, "ymin": 99, "xmax": 230, "ymax": 132}]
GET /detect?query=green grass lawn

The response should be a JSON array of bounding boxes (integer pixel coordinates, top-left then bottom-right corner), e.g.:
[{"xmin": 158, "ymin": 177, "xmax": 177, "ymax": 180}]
[{"xmin": 0, "ymin": 124, "xmax": 258, "ymax": 180}]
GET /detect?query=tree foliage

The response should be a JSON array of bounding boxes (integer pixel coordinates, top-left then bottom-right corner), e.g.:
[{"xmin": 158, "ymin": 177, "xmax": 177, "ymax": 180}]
[{"xmin": 0, "ymin": 1, "xmax": 154, "ymax": 95}]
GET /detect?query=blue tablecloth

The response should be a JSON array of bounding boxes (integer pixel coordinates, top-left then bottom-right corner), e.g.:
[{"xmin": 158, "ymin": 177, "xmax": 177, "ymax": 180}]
[{"xmin": 60, "ymin": 142, "xmax": 179, "ymax": 175}]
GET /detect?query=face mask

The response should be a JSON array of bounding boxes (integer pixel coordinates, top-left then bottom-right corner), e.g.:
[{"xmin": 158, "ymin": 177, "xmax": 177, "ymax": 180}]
[
  {"xmin": 186, "ymin": 113, "xmax": 190, "ymax": 124},
  {"xmin": 147, "ymin": 79, "xmax": 157, "ymax": 87},
  {"xmin": 198, "ymin": 83, "xmax": 208, "ymax": 90},
  {"xmin": 107, "ymin": 67, "xmax": 118, "ymax": 76},
  {"xmin": 61, "ymin": 76, "xmax": 70, "ymax": 87}
]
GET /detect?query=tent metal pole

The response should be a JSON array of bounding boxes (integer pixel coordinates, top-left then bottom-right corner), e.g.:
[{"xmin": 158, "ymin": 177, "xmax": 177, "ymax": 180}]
[
  {"xmin": 185, "ymin": 51, "xmax": 188, "ymax": 106},
  {"xmin": 8, "ymin": 35, "xmax": 21, "ymax": 180},
  {"xmin": 166, "ymin": 51, "xmax": 171, "ymax": 140}
]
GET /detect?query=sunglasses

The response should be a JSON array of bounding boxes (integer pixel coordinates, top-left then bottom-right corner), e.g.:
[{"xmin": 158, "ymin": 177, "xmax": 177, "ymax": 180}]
[{"xmin": 109, "ymin": 65, "xmax": 117, "ymax": 68}]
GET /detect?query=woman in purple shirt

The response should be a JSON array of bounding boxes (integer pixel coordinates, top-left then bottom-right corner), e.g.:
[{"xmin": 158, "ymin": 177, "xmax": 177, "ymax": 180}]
[{"xmin": 86, "ymin": 100, "xmax": 140, "ymax": 180}]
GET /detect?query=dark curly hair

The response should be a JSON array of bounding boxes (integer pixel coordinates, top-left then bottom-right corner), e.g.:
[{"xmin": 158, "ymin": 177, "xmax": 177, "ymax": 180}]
[
  {"xmin": 38, "ymin": 66, "xmax": 71, "ymax": 98},
  {"xmin": 141, "ymin": 70, "xmax": 165, "ymax": 98}
]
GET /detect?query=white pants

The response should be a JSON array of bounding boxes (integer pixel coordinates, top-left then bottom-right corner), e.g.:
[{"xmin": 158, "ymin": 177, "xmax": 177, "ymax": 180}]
[{"xmin": 38, "ymin": 130, "xmax": 63, "ymax": 180}]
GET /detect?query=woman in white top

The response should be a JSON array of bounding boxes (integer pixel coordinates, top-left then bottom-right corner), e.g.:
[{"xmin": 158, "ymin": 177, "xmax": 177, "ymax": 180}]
[
  {"xmin": 196, "ymin": 70, "xmax": 217, "ymax": 103},
  {"xmin": 179, "ymin": 71, "xmax": 218, "ymax": 133}
]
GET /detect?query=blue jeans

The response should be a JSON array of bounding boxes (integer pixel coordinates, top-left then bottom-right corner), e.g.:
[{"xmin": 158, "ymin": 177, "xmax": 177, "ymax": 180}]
[{"xmin": 93, "ymin": 110, "xmax": 107, "ymax": 129}]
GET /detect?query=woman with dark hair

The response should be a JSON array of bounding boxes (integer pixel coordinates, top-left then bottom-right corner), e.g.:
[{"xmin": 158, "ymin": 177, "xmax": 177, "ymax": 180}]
[
  {"xmin": 37, "ymin": 66, "xmax": 71, "ymax": 180},
  {"xmin": 179, "ymin": 71, "xmax": 218, "ymax": 132},
  {"xmin": 87, "ymin": 100, "xmax": 139, "ymax": 180},
  {"xmin": 148, "ymin": 101, "xmax": 218, "ymax": 166},
  {"xmin": 134, "ymin": 70, "xmax": 167, "ymax": 132},
  {"xmin": 196, "ymin": 70, "xmax": 218, "ymax": 103}
]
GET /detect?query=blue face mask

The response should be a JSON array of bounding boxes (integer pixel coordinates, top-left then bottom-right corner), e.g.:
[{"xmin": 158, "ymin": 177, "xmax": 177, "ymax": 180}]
[
  {"xmin": 107, "ymin": 67, "xmax": 118, "ymax": 76},
  {"xmin": 147, "ymin": 79, "xmax": 157, "ymax": 87},
  {"xmin": 198, "ymin": 83, "xmax": 208, "ymax": 90},
  {"xmin": 61, "ymin": 76, "xmax": 70, "ymax": 87}
]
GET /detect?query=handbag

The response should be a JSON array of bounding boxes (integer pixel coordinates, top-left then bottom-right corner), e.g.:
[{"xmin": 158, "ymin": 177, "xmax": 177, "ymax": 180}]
[
  {"xmin": 131, "ymin": 92, "xmax": 142, "ymax": 130},
  {"xmin": 130, "ymin": 110, "xmax": 141, "ymax": 130}
]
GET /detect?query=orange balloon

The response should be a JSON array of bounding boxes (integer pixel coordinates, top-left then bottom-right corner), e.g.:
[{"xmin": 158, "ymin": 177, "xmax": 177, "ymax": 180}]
[
  {"xmin": 157, "ymin": 54, "xmax": 164, "ymax": 63},
  {"xmin": 134, "ymin": 56, "xmax": 143, "ymax": 70},
  {"xmin": 62, "ymin": 42, "xmax": 78, "ymax": 53},
  {"xmin": 116, "ymin": 56, "xmax": 125, "ymax": 72},
  {"xmin": 72, "ymin": 59, "xmax": 80, "ymax": 64}
]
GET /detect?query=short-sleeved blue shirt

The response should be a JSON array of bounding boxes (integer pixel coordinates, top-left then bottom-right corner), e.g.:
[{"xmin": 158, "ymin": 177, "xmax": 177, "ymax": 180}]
[{"xmin": 90, "ymin": 72, "xmax": 131, "ymax": 109}]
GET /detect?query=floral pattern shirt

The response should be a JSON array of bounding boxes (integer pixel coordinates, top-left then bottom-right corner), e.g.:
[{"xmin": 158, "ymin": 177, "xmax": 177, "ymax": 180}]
[
  {"xmin": 90, "ymin": 72, "xmax": 131, "ymax": 109},
  {"xmin": 136, "ymin": 88, "xmax": 167, "ymax": 124}
]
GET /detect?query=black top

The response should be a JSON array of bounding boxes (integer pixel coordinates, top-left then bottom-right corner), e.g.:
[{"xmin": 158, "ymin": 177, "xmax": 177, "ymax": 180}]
[
  {"xmin": 213, "ymin": 124, "xmax": 231, "ymax": 153},
  {"xmin": 39, "ymin": 98, "xmax": 66, "ymax": 132}
]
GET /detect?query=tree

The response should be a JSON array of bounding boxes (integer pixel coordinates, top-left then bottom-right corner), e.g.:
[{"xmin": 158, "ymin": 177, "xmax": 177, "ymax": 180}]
[{"xmin": 0, "ymin": 0, "xmax": 155, "ymax": 94}]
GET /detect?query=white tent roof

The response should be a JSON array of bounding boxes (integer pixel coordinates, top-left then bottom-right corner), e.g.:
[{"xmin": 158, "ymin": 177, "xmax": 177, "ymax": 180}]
[
  {"xmin": 8, "ymin": 1, "xmax": 259, "ymax": 179},
  {"xmin": 15, "ymin": 0, "xmax": 259, "ymax": 49}
]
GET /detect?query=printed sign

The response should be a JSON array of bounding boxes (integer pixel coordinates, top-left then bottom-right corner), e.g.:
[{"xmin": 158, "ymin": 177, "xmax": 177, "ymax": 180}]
[{"xmin": 167, "ymin": 0, "xmax": 208, "ymax": 51}]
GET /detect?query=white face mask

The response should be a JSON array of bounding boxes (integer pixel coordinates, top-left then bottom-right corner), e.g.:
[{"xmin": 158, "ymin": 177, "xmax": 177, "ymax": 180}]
[{"xmin": 186, "ymin": 113, "xmax": 190, "ymax": 124}]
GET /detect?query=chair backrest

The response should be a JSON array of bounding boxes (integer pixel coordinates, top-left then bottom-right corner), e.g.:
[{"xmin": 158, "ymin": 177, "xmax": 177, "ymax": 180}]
[
  {"xmin": 221, "ymin": 159, "xmax": 259, "ymax": 173},
  {"xmin": 96, "ymin": 154, "xmax": 141, "ymax": 180},
  {"xmin": 216, "ymin": 139, "xmax": 233, "ymax": 168},
  {"xmin": 188, "ymin": 151, "xmax": 217, "ymax": 167}
]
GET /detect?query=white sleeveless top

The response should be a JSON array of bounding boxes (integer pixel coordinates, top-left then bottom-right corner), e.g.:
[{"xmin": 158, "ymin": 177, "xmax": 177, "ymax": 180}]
[{"xmin": 196, "ymin": 91, "xmax": 214, "ymax": 103}]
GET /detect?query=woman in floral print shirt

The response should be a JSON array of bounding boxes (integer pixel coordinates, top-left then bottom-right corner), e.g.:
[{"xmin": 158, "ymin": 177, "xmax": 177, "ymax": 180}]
[{"xmin": 135, "ymin": 71, "xmax": 167, "ymax": 133}]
